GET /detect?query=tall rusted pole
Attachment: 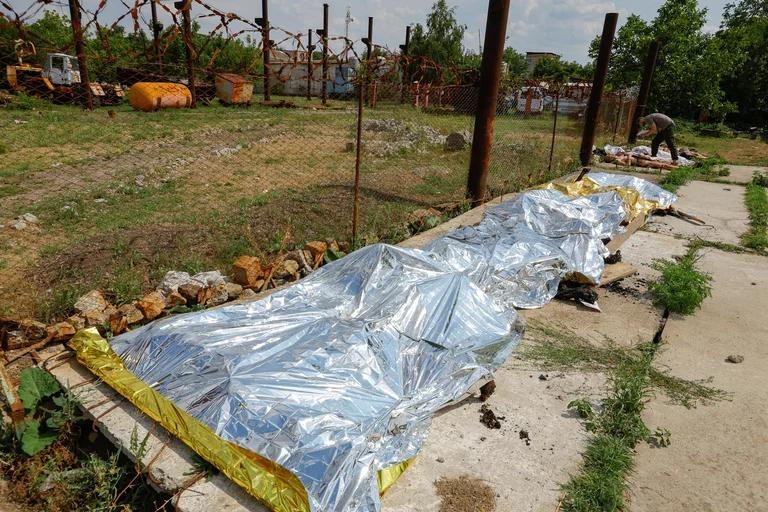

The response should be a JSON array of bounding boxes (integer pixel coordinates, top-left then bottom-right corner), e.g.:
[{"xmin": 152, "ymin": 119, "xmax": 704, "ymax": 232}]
[
  {"xmin": 628, "ymin": 40, "xmax": 661, "ymax": 144},
  {"xmin": 466, "ymin": 0, "xmax": 511, "ymax": 206},
  {"xmin": 399, "ymin": 25, "xmax": 411, "ymax": 104},
  {"xmin": 150, "ymin": 0, "xmax": 162, "ymax": 67},
  {"xmin": 306, "ymin": 29, "xmax": 315, "ymax": 100},
  {"xmin": 579, "ymin": 12, "xmax": 618, "ymax": 167},
  {"xmin": 352, "ymin": 17, "xmax": 373, "ymax": 246},
  {"xmin": 256, "ymin": 0, "xmax": 271, "ymax": 101},
  {"xmin": 548, "ymin": 87, "xmax": 560, "ymax": 173},
  {"xmin": 175, "ymin": 0, "xmax": 196, "ymax": 107},
  {"xmin": 321, "ymin": 3, "xmax": 329, "ymax": 106},
  {"xmin": 67, "ymin": 0, "xmax": 93, "ymax": 110}
]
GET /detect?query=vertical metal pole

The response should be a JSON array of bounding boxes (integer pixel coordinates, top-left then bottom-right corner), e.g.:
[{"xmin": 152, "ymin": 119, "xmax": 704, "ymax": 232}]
[
  {"xmin": 261, "ymin": 0, "xmax": 270, "ymax": 101},
  {"xmin": 548, "ymin": 87, "xmax": 560, "ymax": 173},
  {"xmin": 321, "ymin": 3, "xmax": 329, "ymax": 106},
  {"xmin": 306, "ymin": 29, "xmax": 314, "ymax": 100},
  {"xmin": 579, "ymin": 12, "xmax": 618, "ymax": 167},
  {"xmin": 466, "ymin": 0, "xmax": 511, "ymax": 206},
  {"xmin": 67, "ymin": 0, "xmax": 93, "ymax": 110},
  {"xmin": 150, "ymin": 0, "xmax": 162, "ymax": 67},
  {"xmin": 352, "ymin": 17, "xmax": 373, "ymax": 246},
  {"xmin": 399, "ymin": 25, "xmax": 410, "ymax": 104},
  {"xmin": 612, "ymin": 92, "xmax": 623, "ymax": 143},
  {"xmin": 175, "ymin": 0, "xmax": 196, "ymax": 107},
  {"xmin": 628, "ymin": 40, "xmax": 661, "ymax": 144}
]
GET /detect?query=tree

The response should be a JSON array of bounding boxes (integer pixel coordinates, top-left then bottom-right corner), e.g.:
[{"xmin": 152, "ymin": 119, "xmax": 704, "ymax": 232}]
[
  {"xmin": 532, "ymin": 56, "xmax": 592, "ymax": 82},
  {"xmin": 503, "ymin": 48, "xmax": 527, "ymax": 77},
  {"xmin": 594, "ymin": 0, "xmax": 737, "ymax": 119},
  {"xmin": 408, "ymin": 1, "xmax": 466, "ymax": 81},
  {"xmin": 719, "ymin": 0, "xmax": 768, "ymax": 124}
]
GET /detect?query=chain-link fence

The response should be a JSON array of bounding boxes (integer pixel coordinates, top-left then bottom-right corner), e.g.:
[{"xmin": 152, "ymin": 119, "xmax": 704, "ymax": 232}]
[{"xmin": 0, "ymin": 0, "xmax": 604, "ymax": 321}]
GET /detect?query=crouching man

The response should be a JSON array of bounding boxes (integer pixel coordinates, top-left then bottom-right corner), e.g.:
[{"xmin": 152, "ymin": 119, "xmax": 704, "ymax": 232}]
[{"xmin": 638, "ymin": 113, "xmax": 678, "ymax": 163}]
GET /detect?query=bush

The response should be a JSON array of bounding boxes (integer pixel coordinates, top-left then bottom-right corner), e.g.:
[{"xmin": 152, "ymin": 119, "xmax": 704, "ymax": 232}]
[{"xmin": 649, "ymin": 256, "xmax": 712, "ymax": 315}]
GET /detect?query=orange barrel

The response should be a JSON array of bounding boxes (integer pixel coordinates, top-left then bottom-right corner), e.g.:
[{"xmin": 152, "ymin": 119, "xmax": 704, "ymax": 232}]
[{"xmin": 128, "ymin": 82, "xmax": 192, "ymax": 112}]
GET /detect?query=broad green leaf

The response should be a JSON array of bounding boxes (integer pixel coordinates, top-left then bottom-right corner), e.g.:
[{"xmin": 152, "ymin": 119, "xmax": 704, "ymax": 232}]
[
  {"xmin": 20, "ymin": 420, "xmax": 59, "ymax": 455},
  {"xmin": 324, "ymin": 249, "xmax": 345, "ymax": 264},
  {"xmin": 18, "ymin": 367, "xmax": 61, "ymax": 411}
]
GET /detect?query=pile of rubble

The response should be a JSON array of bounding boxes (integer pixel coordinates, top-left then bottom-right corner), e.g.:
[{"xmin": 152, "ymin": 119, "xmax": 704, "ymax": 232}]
[{"xmin": 0, "ymin": 239, "xmax": 345, "ymax": 353}]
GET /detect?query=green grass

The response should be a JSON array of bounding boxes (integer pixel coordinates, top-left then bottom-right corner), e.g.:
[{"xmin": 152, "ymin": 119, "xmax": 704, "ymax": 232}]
[
  {"xmin": 35, "ymin": 284, "xmax": 85, "ymax": 323},
  {"xmin": 520, "ymin": 322, "xmax": 727, "ymax": 408},
  {"xmin": 742, "ymin": 183, "xmax": 768, "ymax": 251},
  {"xmin": 648, "ymin": 252, "xmax": 713, "ymax": 315},
  {"xmin": 561, "ymin": 348, "xmax": 655, "ymax": 512}
]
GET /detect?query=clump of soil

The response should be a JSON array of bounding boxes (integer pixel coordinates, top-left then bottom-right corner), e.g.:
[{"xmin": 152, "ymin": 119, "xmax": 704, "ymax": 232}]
[
  {"xmin": 434, "ymin": 476, "xmax": 496, "ymax": 512},
  {"xmin": 479, "ymin": 404, "xmax": 504, "ymax": 429}
]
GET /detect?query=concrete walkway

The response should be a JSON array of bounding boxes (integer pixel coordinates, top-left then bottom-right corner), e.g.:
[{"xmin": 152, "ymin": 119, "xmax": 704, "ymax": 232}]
[{"xmin": 631, "ymin": 186, "xmax": 768, "ymax": 510}]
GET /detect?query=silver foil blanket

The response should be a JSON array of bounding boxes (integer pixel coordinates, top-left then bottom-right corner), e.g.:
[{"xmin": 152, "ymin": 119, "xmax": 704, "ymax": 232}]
[
  {"xmin": 107, "ymin": 175, "xmax": 673, "ymax": 511},
  {"xmin": 426, "ymin": 189, "xmax": 629, "ymax": 308}
]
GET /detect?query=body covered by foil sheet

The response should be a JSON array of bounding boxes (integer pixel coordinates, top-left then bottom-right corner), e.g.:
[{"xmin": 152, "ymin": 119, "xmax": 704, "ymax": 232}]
[
  {"xmin": 426, "ymin": 189, "xmax": 628, "ymax": 308},
  {"xmin": 110, "ymin": 244, "xmax": 523, "ymax": 512}
]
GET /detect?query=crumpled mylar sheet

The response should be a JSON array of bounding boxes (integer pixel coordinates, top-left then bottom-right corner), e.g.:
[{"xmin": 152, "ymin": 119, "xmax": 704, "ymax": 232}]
[{"xmin": 70, "ymin": 173, "xmax": 675, "ymax": 512}]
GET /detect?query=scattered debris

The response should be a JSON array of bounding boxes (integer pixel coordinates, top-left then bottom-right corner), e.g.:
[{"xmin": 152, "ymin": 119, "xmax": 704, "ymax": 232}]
[
  {"xmin": 434, "ymin": 476, "xmax": 496, "ymax": 512},
  {"xmin": 538, "ymin": 374, "xmax": 548, "ymax": 381},
  {"xmin": 212, "ymin": 144, "xmax": 243, "ymax": 157},
  {"xmin": 604, "ymin": 250, "xmax": 622, "ymax": 264},
  {"xmin": 480, "ymin": 404, "xmax": 504, "ymax": 429},
  {"xmin": 519, "ymin": 429, "xmax": 531, "ymax": 446},
  {"xmin": 725, "ymin": 354, "xmax": 744, "ymax": 364},
  {"xmin": 136, "ymin": 291, "xmax": 166, "ymax": 321},
  {"xmin": 436, "ymin": 456, "xmax": 445, "ymax": 463},
  {"xmin": 479, "ymin": 380, "xmax": 496, "ymax": 402},
  {"xmin": 556, "ymin": 282, "xmax": 599, "ymax": 305}
]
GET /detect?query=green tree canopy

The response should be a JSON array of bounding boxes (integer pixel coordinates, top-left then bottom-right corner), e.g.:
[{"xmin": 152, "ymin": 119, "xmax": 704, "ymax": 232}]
[
  {"xmin": 408, "ymin": 0, "xmax": 466, "ymax": 81},
  {"xmin": 503, "ymin": 48, "xmax": 527, "ymax": 77}
]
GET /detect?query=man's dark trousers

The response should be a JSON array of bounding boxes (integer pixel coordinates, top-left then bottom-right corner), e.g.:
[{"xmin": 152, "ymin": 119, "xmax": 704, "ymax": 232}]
[{"xmin": 651, "ymin": 125, "xmax": 678, "ymax": 161}]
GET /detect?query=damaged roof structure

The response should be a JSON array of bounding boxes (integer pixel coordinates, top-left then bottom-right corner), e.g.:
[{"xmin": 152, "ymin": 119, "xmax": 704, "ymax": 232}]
[{"xmin": 67, "ymin": 173, "xmax": 676, "ymax": 512}]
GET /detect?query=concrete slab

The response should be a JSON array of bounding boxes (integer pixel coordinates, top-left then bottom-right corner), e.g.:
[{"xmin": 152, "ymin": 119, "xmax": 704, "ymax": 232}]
[
  {"xmin": 723, "ymin": 164, "xmax": 767, "ymax": 184},
  {"xmin": 644, "ymin": 180, "xmax": 749, "ymax": 244},
  {"xmin": 631, "ymin": 249, "xmax": 768, "ymax": 511},
  {"xmin": 382, "ymin": 366, "xmax": 605, "ymax": 512}
]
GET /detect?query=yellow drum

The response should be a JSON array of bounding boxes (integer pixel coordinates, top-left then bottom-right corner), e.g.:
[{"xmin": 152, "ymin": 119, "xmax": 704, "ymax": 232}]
[{"xmin": 128, "ymin": 82, "xmax": 192, "ymax": 112}]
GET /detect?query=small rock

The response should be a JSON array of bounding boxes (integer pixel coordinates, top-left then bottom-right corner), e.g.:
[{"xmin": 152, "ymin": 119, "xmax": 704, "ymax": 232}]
[
  {"xmin": 83, "ymin": 309, "xmax": 108, "ymax": 327},
  {"xmin": 20, "ymin": 319, "xmax": 48, "ymax": 341},
  {"xmin": 135, "ymin": 175, "xmax": 146, "ymax": 187},
  {"xmin": 74, "ymin": 290, "xmax": 108, "ymax": 315},
  {"xmin": 158, "ymin": 271, "xmax": 191, "ymax": 294},
  {"xmin": 206, "ymin": 285, "xmax": 230, "ymax": 307},
  {"xmin": 444, "ymin": 131, "xmax": 472, "ymax": 151},
  {"xmin": 238, "ymin": 288, "xmax": 258, "ymax": 300},
  {"xmin": 5, "ymin": 330, "xmax": 28, "ymax": 350},
  {"xmin": 118, "ymin": 304, "xmax": 144, "ymax": 325},
  {"xmin": 191, "ymin": 271, "xmax": 226, "ymax": 287},
  {"xmin": 11, "ymin": 219, "xmax": 27, "ymax": 230},
  {"xmin": 136, "ymin": 291, "xmax": 166, "ymax": 321},
  {"xmin": 725, "ymin": 354, "xmax": 744, "ymax": 364},
  {"xmin": 276, "ymin": 259, "xmax": 300, "ymax": 280},
  {"xmin": 519, "ymin": 429, "xmax": 531, "ymax": 446},
  {"xmin": 538, "ymin": 374, "xmax": 548, "ymax": 381},
  {"xmin": 109, "ymin": 313, "xmax": 128, "ymax": 335},
  {"xmin": 20, "ymin": 213, "xmax": 39, "ymax": 224},
  {"xmin": 94, "ymin": 198, "xmax": 108, "ymax": 204},
  {"xmin": 222, "ymin": 282, "xmax": 243, "ymax": 300},
  {"xmin": 436, "ymin": 457, "xmax": 445, "ymax": 463},
  {"xmin": 178, "ymin": 282, "xmax": 203, "ymax": 303},
  {"xmin": 46, "ymin": 321, "xmax": 76, "ymax": 341},
  {"xmin": 166, "ymin": 291, "xmax": 187, "ymax": 307},
  {"xmin": 233, "ymin": 256, "xmax": 263, "ymax": 287},
  {"xmin": 304, "ymin": 241, "xmax": 328, "ymax": 260},
  {"xmin": 67, "ymin": 315, "xmax": 87, "ymax": 330}
]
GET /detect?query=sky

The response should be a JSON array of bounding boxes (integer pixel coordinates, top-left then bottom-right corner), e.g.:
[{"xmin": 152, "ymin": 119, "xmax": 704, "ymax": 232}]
[{"xmin": 13, "ymin": 0, "xmax": 733, "ymax": 63}]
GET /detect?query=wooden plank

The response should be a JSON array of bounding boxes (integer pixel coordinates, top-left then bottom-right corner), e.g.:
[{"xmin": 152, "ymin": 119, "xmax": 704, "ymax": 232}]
[
  {"xmin": 606, "ymin": 213, "xmax": 646, "ymax": 253},
  {"xmin": 600, "ymin": 262, "xmax": 638, "ymax": 286}
]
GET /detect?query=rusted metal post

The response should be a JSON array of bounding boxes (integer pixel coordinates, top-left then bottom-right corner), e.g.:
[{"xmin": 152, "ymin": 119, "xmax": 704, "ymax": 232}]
[
  {"xmin": 548, "ymin": 86, "xmax": 560, "ymax": 173},
  {"xmin": 466, "ymin": 0, "xmax": 511, "ymax": 206},
  {"xmin": 175, "ymin": 0, "xmax": 196, "ymax": 107},
  {"xmin": 150, "ymin": 0, "xmax": 162, "ymax": 67},
  {"xmin": 399, "ymin": 25, "xmax": 411, "ymax": 104},
  {"xmin": 628, "ymin": 40, "xmax": 661, "ymax": 144},
  {"xmin": 579, "ymin": 12, "xmax": 618, "ymax": 167},
  {"xmin": 255, "ymin": 0, "xmax": 270, "ymax": 101},
  {"xmin": 320, "ymin": 3, "xmax": 329, "ymax": 106},
  {"xmin": 306, "ymin": 29, "xmax": 315, "ymax": 100},
  {"xmin": 67, "ymin": 0, "xmax": 93, "ymax": 110},
  {"xmin": 352, "ymin": 17, "xmax": 373, "ymax": 246}
]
